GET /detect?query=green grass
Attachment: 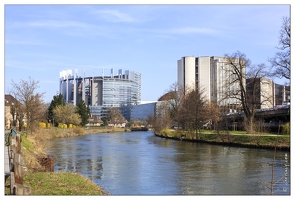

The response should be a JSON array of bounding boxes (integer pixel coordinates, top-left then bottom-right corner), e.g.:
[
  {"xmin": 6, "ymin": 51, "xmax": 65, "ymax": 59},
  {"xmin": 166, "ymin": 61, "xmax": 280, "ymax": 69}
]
[
  {"xmin": 228, "ymin": 130, "xmax": 248, "ymax": 134},
  {"xmin": 20, "ymin": 133, "xmax": 36, "ymax": 152},
  {"xmin": 200, "ymin": 133, "xmax": 218, "ymax": 141},
  {"xmin": 171, "ymin": 129, "xmax": 290, "ymax": 147},
  {"xmin": 23, "ymin": 172, "xmax": 107, "ymax": 195},
  {"xmin": 259, "ymin": 135, "xmax": 290, "ymax": 145},
  {"xmin": 231, "ymin": 135, "xmax": 252, "ymax": 143}
]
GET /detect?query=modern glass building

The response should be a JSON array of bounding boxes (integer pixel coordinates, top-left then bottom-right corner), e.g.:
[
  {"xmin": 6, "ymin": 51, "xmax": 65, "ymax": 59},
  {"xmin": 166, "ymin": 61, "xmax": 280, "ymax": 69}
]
[{"xmin": 59, "ymin": 68, "xmax": 141, "ymax": 119}]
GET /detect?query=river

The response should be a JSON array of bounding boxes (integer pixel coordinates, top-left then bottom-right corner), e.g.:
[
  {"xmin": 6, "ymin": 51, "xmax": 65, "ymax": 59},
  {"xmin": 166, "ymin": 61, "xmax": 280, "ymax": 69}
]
[{"xmin": 46, "ymin": 131, "xmax": 290, "ymax": 195}]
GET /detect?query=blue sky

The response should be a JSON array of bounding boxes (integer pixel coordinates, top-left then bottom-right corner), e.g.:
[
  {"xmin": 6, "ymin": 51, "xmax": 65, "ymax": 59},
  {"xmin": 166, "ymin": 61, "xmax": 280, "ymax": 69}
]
[{"xmin": 3, "ymin": 3, "xmax": 291, "ymax": 104}]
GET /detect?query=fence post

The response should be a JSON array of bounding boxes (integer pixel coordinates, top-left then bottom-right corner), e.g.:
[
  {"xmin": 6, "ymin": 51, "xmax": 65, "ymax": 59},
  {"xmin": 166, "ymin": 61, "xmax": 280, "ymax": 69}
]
[
  {"xmin": 14, "ymin": 134, "xmax": 23, "ymax": 185},
  {"xmin": 8, "ymin": 130, "xmax": 31, "ymax": 195}
]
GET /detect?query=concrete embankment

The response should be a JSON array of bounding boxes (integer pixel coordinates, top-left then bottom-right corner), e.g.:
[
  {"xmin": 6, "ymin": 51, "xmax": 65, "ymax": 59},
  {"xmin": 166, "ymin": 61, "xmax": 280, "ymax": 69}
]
[{"xmin": 153, "ymin": 130, "xmax": 290, "ymax": 152}]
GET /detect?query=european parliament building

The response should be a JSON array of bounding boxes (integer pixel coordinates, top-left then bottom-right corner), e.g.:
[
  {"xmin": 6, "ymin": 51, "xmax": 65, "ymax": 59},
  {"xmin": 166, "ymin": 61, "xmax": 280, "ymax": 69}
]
[{"xmin": 59, "ymin": 68, "xmax": 141, "ymax": 119}]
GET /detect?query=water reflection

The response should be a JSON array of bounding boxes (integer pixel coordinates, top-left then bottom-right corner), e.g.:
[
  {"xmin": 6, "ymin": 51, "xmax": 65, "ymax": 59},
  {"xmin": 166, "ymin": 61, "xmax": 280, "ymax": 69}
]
[{"xmin": 47, "ymin": 131, "xmax": 290, "ymax": 195}]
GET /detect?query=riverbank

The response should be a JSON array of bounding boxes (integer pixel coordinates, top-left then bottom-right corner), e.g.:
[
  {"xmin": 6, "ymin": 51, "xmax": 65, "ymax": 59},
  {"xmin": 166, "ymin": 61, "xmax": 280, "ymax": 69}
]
[
  {"xmin": 6, "ymin": 127, "xmax": 290, "ymax": 195},
  {"xmin": 5, "ymin": 127, "xmax": 124, "ymax": 195},
  {"xmin": 153, "ymin": 129, "xmax": 290, "ymax": 151},
  {"xmin": 41, "ymin": 126, "xmax": 128, "ymax": 139}
]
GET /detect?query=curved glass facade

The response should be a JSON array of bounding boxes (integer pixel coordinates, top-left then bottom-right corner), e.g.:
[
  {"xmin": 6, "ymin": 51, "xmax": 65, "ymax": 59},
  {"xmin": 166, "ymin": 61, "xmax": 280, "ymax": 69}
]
[{"xmin": 59, "ymin": 69, "xmax": 141, "ymax": 119}]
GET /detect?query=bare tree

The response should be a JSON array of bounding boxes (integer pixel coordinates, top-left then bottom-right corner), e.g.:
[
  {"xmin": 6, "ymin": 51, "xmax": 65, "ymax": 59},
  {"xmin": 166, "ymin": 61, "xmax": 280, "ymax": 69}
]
[
  {"xmin": 152, "ymin": 82, "xmax": 220, "ymax": 138},
  {"xmin": 202, "ymin": 102, "xmax": 221, "ymax": 130},
  {"xmin": 10, "ymin": 77, "xmax": 45, "ymax": 133},
  {"xmin": 27, "ymin": 94, "xmax": 47, "ymax": 131},
  {"xmin": 268, "ymin": 17, "xmax": 290, "ymax": 81},
  {"xmin": 16, "ymin": 108, "xmax": 25, "ymax": 130},
  {"xmin": 224, "ymin": 51, "xmax": 272, "ymax": 134},
  {"xmin": 162, "ymin": 82, "xmax": 185, "ymax": 128},
  {"xmin": 177, "ymin": 85, "xmax": 208, "ymax": 139},
  {"xmin": 147, "ymin": 101, "xmax": 172, "ymax": 134},
  {"xmin": 106, "ymin": 107, "xmax": 126, "ymax": 125}
]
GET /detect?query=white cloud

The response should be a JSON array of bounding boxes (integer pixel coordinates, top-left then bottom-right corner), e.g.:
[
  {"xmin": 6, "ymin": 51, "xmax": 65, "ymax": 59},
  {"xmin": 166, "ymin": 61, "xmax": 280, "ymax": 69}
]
[{"xmin": 94, "ymin": 9, "xmax": 137, "ymax": 23}]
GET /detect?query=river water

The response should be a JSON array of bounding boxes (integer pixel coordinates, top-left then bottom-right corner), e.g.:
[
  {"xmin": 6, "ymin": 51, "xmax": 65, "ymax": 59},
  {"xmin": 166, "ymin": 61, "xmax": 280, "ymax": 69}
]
[{"xmin": 46, "ymin": 131, "xmax": 290, "ymax": 195}]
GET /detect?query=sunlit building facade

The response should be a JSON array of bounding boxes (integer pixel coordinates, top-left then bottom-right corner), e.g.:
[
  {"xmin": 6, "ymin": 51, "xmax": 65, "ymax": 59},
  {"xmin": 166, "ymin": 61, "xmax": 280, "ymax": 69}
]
[
  {"xmin": 178, "ymin": 56, "xmax": 289, "ymax": 114},
  {"xmin": 59, "ymin": 68, "xmax": 141, "ymax": 119},
  {"xmin": 178, "ymin": 56, "xmax": 244, "ymax": 113}
]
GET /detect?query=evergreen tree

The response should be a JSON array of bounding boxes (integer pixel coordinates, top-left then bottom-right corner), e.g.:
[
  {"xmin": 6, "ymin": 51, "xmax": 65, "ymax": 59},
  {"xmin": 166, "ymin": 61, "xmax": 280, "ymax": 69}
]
[
  {"xmin": 75, "ymin": 100, "xmax": 90, "ymax": 126},
  {"xmin": 48, "ymin": 94, "xmax": 65, "ymax": 126}
]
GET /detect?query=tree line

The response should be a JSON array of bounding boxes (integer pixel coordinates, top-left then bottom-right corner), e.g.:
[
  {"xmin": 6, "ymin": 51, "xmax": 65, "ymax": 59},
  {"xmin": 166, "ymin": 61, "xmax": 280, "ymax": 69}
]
[
  {"xmin": 7, "ymin": 78, "xmax": 127, "ymax": 133},
  {"xmin": 8, "ymin": 80, "xmax": 88, "ymax": 133}
]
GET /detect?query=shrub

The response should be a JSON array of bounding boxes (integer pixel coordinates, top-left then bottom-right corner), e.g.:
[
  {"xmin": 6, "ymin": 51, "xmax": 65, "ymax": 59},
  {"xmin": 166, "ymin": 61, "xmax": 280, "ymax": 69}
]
[
  {"xmin": 39, "ymin": 122, "xmax": 46, "ymax": 129},
  {"xmin": 282, "ymin": 122, "xmax": 290, "ymax": 135},
  {"xmin": 73, "ymin": 127, "xmax": 84, "ymax": 134},
  {"xmin": 160, "ymin": 127, "xmax": 171, "ymax": 137}
]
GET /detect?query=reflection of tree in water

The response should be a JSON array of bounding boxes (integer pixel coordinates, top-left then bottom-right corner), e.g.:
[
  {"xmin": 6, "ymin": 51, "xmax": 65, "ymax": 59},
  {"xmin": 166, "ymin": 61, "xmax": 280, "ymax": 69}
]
[{"xmin": 258, "ymin": 134, "xmax": 290, "ymax": 194}]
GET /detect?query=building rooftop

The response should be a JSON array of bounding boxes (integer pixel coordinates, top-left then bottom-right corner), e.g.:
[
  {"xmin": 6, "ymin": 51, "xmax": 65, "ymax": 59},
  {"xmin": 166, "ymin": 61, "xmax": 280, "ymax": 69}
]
[{"xmin": 5, "ymin": 94, "xmax": 20, "ymax": 106}]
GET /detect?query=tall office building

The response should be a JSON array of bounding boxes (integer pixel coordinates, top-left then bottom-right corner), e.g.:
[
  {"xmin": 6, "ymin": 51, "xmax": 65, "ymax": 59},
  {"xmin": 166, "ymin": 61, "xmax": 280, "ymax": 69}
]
[
  {"xmin": 177, "ymin": 56, "xmax": 211, "ymax": 101},
  {"xmin": 275, "ymin": 84, "xmax": 290, "ymax": 105},
  {"xmin": 246, "ymin": 77, "xmax": 275, "ymax": 109},
  {"xmin": 246, "ymin": 78, "xmax": 290, "ymax": 109},
  {"xmin": 178, "ymin": 56, "xmax": 289, "ymax": 114},
  {"xmin": 177, "ymin": 56, "xmax": 244, "ymax": 113},
  {"xmin": 59, "ymin": 68, "xmax": 141, "ymax": 118}
]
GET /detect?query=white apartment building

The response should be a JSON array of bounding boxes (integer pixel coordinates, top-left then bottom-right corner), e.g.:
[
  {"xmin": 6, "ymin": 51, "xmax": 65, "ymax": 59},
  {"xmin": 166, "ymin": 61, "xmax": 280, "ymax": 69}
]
[
  {"xmin": 177, "ymin": 56, "xmax": 211, "ymax": 101},
  {"xmin": 178, "ymin": 56, "xmax": 244, "ymax": 113}
]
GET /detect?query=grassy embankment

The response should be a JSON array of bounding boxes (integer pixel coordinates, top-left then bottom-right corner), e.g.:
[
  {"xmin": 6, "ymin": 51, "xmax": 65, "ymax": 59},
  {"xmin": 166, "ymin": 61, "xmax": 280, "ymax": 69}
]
[
  {"xmin": 155, "ymin": 128, "xmax": 290, "ymax": 150},
  {"xmin": 5, "ymin": 126, "xmax": 127, "ymax": 195}
]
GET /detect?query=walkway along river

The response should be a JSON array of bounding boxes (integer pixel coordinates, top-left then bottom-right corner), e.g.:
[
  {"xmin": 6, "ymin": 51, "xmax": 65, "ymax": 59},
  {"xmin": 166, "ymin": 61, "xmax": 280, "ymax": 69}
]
[{"xmin": 46, "ymin": 131, "xmax": 290, "ymax": 195}]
